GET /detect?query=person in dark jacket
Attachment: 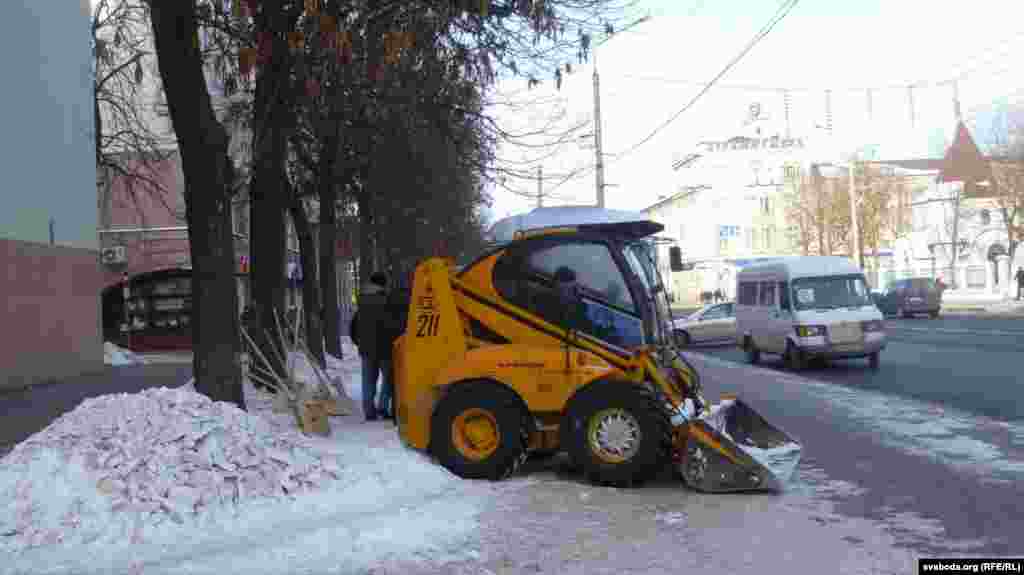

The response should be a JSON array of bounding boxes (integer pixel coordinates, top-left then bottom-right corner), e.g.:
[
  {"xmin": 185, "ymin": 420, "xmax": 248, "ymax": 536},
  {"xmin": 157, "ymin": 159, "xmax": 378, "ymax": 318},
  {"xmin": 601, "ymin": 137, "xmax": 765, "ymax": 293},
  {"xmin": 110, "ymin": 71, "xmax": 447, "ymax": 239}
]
[
  {"xmin": 1016, "ymin": 267, "xmax": 1024, "ymax": 301},
  {"xmin": 350, "ymin": 272, "xmax": 399, "ymax": 421}
]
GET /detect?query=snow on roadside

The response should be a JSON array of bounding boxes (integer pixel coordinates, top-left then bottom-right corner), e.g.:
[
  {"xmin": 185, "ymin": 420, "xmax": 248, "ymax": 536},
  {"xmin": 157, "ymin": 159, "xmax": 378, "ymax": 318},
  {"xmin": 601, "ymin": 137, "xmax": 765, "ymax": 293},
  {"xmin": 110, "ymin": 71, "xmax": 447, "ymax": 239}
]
[
  {"xmin": 0, "ymin": 347, "xmax": 509, "ymax": 575},
  {"xmin": 0, "ymin": 386, "xmax": 343, "ymax": 554},
  {"xmin": 103, "ymin": 342, "xmax": 147, "ymax": 366}
]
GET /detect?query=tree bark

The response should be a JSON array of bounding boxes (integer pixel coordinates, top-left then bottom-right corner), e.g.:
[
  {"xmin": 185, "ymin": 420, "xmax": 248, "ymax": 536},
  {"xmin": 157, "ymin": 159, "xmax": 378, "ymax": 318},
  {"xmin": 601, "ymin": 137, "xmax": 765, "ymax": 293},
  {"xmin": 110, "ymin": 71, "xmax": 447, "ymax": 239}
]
[
  {"xmin": 289, "ymin": 198, "xmax": 324, "ymax": 367},
  {"xmin": 248, "ymin": 3, "xmax": 296, "ymax": 375},
  {"xmin": 148, "ymin": 0, "xmax": 243, "ymax": 408},
  {"xmin": 319, "ymin": 181, "xmax": 341, "ymax": 358}
]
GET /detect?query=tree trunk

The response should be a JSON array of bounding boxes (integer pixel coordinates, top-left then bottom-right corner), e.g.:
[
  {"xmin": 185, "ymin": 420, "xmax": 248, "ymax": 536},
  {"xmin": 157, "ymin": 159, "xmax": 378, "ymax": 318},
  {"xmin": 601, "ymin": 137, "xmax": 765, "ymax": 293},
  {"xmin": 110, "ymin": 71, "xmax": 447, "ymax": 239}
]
[
  {"xmin": 357, "ymin": 189, "xmax": 374, "ymax": 289},
  {"xmin": 248, "ymin": 5, "xmax": 294, "ymax": 375},
  {"xmin": 148, "ymin": 0, "xmax": 243, "ymax": 408},
  {"xmin": 290, "ymin": 199, "xmax": 324, "ymax": 367},
  {"xmin": 319, "ymin": 181, "xmax": 341, "ymax": 358}
]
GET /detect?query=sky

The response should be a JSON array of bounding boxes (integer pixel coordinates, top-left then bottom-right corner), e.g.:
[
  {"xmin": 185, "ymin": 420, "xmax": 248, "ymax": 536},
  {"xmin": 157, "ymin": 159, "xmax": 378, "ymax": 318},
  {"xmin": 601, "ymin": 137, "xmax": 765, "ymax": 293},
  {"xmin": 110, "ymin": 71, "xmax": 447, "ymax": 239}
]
[{"xmin": 485, "ymin": 0, "xmax": 1024, "ymax": 224}]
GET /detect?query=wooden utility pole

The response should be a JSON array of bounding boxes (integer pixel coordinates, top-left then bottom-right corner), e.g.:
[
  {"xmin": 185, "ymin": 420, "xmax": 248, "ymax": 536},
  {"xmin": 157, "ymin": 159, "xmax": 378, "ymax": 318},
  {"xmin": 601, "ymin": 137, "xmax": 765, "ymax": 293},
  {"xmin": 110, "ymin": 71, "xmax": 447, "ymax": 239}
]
[
  {"xmin": 537, "ymin": 165, "xmax": 543, "ymax": 208},
  {"xmin": 849, "ymin": 161, "xmax": 861, "ymax": 267}
]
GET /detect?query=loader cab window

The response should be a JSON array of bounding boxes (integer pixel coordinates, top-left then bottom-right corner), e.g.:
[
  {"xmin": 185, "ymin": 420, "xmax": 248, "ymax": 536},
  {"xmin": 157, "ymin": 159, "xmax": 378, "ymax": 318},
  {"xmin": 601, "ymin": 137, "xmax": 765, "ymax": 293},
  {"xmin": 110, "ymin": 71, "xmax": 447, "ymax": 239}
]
[
  {"xmin": 528, "ymin": 243, "xmax": 635, "ymax": 313},
  {"xmin": 493, "ymin": 240, "xmax": 644, "ymax": 348}
]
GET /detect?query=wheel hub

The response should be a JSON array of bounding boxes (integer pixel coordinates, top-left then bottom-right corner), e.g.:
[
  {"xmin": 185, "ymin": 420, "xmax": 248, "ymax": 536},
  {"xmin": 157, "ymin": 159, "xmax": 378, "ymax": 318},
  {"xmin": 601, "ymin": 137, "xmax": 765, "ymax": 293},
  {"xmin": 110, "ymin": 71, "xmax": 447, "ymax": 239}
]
[
  {"xmin": 588, "ymin": 408, "xmax": 642, "ymax": 463},
  {"xmin": 452, "ymin": 408, "xmax": 499, "ymax": 461}
]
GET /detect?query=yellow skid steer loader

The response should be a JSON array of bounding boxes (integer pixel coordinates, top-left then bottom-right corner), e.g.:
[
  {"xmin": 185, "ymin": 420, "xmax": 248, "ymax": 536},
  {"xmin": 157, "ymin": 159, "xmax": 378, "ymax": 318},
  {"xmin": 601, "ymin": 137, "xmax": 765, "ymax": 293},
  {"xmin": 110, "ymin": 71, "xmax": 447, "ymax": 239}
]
[{"xmin": 391, "ymin": 207, "xmax": 801, "ymax": 492}]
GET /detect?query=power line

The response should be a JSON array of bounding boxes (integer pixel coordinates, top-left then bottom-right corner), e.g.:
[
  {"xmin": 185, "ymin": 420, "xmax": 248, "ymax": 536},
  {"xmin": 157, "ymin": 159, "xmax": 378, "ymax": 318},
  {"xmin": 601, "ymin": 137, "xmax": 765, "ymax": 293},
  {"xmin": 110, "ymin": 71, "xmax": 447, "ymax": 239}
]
[
  {"xmin": 543, "ymin": 0, "xmax": 802, "ymax": 195},
  {"xmin": 605, "ymin": 0, "xmax": 801, "ymax": 165},
  {"xmin": 613, "ymin": 30, "xmax": 1024, "ymax": 94}
]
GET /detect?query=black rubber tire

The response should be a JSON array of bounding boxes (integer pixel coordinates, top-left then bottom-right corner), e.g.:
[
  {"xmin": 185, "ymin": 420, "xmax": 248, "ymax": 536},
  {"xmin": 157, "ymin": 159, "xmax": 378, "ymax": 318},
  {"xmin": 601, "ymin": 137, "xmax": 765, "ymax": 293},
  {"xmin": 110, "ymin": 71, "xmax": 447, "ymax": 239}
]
[
  {"xmin": 869, "ymin": 352, "xmax": 880, "ymax": 370},
  {"xmin": 929, "ymin": 310, "xmax": 940, "ymax": 319},
  {"xmin": 785, "ymin": 341, "xmax": 806, "ymax": 371},
  {"xmin": 431, "ymin": 382, "xmax": 528, "ymax": 481},
  {"xmin": 562, "ymin": 382, "xmax": 672, "ymax": 488},
  {"xmin": 675, "ymin": 330, "xmax": 691, "ymax": 347},
  {"xmin": 744, "ymin": 336, "xmax": 760, "ymax": 364}
]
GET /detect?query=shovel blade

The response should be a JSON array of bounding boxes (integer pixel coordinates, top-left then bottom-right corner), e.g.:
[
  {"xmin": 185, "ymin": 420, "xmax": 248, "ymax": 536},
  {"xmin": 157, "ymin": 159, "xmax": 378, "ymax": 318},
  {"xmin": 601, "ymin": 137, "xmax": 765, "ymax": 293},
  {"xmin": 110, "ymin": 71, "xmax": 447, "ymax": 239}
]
[{"xmin": 677, "ymin": 398, "xmax": 802, "ymax": 493}]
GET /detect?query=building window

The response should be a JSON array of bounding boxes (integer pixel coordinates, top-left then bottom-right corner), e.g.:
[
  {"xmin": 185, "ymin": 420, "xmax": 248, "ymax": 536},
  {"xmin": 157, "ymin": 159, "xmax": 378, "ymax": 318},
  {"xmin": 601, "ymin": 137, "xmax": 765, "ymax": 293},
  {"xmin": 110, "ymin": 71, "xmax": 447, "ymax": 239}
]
[
  {"xmin": 966, "ymin": 266, "xmax": 986, "ymax": 289},
  {"xmin": 980, "ymin": 209, "xmax": 991, "ymax": 226},
  {"xmin": 766, "ymin": 225, "xmax": 775, "ymax": 250},
  {"xmin": 745, "ymin": 227, "xmax": 753, "ymax": 250},
  {"xmin": 752, "ymin": 228, "xmax": 760, "ymax": 251},
  {"xmin": 720, "ymin": 238, "xmax": 728, "ymax": 253}
]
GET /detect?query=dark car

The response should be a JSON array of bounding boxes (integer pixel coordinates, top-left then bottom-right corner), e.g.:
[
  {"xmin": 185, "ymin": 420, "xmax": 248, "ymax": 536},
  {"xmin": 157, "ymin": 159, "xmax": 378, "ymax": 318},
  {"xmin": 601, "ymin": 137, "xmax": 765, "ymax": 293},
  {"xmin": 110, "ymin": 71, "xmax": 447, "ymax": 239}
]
[{"xmin": 871, "ymin": 278, "xmax": 942, "ymax": 318}]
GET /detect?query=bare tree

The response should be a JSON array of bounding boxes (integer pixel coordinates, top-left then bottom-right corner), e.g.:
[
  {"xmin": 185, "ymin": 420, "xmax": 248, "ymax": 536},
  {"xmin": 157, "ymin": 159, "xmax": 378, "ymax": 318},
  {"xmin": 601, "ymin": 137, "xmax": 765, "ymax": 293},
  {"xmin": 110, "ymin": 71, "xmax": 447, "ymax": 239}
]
[
  {"xmin": 984, "ymin": 114, "xmax": 1024, "ymax": 260},
  {"xmin": 93, "ymin": 0, "xmax": 176, "ymax": 220}
]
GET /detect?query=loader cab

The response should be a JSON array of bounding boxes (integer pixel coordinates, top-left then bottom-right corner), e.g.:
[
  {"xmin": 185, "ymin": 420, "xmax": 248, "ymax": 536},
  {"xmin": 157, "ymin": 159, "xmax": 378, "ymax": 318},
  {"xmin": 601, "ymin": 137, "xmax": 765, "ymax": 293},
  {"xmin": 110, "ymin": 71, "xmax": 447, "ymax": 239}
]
[{"xmin": 477, "ymin": 214, "xmax": 673, "ymax": 351}]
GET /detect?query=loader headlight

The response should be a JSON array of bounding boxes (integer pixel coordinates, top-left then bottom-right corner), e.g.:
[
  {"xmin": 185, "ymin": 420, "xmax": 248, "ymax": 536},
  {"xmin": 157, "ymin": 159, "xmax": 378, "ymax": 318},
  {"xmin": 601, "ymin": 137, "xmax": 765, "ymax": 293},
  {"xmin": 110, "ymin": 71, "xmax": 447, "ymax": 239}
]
[
  {"xmin": 795, "ymin": 325, "xmax": 826, "ymax": 337},
  {"xmin": 861, "ymin": 319, "xmax": 884, "ymax": 333}
]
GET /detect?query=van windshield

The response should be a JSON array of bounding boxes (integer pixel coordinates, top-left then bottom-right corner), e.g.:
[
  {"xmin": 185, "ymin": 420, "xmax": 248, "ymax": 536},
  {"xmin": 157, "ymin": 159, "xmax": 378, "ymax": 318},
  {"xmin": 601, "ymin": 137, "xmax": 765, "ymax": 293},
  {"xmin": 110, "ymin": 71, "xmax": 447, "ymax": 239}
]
[{"xmin": 791, "ymin": 274, "xmax": 873, "ymax": 311}]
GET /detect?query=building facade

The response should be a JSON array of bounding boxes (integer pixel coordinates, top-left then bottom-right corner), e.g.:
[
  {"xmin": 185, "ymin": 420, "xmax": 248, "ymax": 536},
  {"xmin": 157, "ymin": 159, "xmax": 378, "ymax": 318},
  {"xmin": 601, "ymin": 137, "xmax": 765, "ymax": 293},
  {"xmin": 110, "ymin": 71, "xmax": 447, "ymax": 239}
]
[
  {"xmin": 645, "ymin": 108, "xmax": 829, "ymax": 305},
  {"xmin": 893, "ymin": 176, "xmax": 1023, "ymax": 301},
  {"xmin": 0, "ymin": 0, "xmax": 101, "ymax": 390}
]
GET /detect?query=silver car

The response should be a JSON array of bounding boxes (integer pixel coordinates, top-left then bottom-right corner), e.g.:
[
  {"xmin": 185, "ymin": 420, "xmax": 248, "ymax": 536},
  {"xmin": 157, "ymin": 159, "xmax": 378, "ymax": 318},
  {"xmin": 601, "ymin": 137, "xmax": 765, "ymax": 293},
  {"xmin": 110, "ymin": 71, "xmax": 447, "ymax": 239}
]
[{"xmin": 672, "ymin": 302, "xmax": 736, "ymax": 346}]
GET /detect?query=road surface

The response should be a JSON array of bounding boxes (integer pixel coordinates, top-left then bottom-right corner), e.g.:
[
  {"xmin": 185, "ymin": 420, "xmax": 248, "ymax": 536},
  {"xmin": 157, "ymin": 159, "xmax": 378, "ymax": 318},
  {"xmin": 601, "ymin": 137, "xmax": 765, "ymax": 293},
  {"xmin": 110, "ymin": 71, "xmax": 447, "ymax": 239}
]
[
  {"xmin": 428, "ymin": 347, "xmax": 1023, "ymax": 574},
  {"xmin": 695, "ymin": 315, "xmax": 1024, "ymax": 422},
  {"xmin": 0, "ymin": 363, "xmax": 192, "ymax": 457}
]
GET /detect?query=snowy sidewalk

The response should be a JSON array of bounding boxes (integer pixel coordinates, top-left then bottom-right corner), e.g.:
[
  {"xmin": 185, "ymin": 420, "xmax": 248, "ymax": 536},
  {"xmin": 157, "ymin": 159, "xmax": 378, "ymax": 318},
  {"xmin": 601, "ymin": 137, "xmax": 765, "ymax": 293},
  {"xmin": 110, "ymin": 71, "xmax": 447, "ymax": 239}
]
[{"xmin": 0, "ymin": 340, "xmax": 973, "ymax": 574}]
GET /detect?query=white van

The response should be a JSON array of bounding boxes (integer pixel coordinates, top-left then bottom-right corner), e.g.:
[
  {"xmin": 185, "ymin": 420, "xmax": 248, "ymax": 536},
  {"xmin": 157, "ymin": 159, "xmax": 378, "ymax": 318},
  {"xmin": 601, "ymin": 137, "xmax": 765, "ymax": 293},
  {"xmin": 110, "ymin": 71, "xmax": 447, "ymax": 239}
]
[{"xmin": 735, "ymin": 256, "xmax": 886, "ymax": 370}]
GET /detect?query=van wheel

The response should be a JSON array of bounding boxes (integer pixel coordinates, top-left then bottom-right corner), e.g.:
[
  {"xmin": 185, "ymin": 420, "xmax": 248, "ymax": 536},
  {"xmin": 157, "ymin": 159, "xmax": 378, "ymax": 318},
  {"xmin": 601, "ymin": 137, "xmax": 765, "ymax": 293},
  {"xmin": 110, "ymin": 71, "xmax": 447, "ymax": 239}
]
[
  {"xmin": 743, "ymin": 337, "xmax": 760, "ymax": 364},
  {"xmin": 784, "ymin": 341, "xmax": 806, "ymax": 371},
  {"xmin": 869, "ymin": 352, "xmax": 880, "ymax": 370},
  {"xmin": 929, "ymin": 310, "xmax": 940, "ymax": 319}
]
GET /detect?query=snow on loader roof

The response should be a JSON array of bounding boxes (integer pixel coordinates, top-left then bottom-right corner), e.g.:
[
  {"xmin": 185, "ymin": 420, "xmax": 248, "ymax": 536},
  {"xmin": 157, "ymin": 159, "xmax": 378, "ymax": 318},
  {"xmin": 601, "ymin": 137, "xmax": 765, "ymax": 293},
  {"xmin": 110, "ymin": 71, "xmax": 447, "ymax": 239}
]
[{"xmin": 487, "ymin": 206, "xmax": 663, "ymax": 245}]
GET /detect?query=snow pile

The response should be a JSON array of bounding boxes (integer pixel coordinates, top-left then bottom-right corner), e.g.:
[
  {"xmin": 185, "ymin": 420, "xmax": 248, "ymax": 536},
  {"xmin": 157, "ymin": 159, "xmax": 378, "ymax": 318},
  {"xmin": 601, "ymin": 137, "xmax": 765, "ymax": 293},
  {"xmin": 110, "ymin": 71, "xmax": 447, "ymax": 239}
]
[
  {"xmin": 700, "ymin": 397, "xmax": 736, "ymax": 437},
  {"xmin": 103, "ymin": 342, "xmax": 147, "ymax": 366},
  {"xmin": 0, "ymin": 386, "xmax": 343, "ymax": 552}
]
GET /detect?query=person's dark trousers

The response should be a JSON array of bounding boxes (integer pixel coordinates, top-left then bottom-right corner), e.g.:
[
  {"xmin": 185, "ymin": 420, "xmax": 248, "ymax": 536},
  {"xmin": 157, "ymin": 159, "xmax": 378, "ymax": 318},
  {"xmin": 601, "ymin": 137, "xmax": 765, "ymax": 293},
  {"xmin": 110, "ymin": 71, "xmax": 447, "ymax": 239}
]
[
  {"xmin": 361, "ymin": 353, "xmax": 383, "ymax": 420},
  {"xmin": 378, "ymin": 359, "xmax": 393, "ymax": 418},
  {"xmin": 1018, "ymin": 284, "xmax": 1023, "ymax": 300}
]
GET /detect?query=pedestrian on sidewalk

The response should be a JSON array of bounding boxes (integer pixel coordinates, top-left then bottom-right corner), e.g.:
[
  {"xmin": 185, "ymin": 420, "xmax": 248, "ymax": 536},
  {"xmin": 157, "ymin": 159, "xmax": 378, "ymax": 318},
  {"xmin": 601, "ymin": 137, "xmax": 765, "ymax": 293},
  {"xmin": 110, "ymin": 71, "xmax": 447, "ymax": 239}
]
[
  {"xmin": 1015, "ymin": 267, "xmax": 1024, "ymax": 301},
  {"xmin": 350, "ymin": 272, "xmax": 397, "ymax": 422},
  {"xmin": 384, "ymin": 283, "xmax": 411, "ymax": 425}
]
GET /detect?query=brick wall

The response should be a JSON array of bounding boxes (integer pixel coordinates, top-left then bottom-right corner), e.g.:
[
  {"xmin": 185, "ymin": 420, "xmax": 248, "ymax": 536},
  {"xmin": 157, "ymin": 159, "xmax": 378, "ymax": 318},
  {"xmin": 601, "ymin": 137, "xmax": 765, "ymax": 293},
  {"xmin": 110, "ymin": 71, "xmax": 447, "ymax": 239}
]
[{"xmin": 1, "ymin": 238, "xmax": 103, "ymax": 390}]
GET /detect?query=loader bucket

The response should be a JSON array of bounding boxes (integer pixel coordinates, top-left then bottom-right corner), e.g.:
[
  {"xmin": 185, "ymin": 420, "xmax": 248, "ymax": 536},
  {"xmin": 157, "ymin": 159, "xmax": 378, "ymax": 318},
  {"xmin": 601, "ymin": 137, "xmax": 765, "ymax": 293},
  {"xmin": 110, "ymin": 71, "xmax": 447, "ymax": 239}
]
[{"xmin": 678, "ymin": 399, "xmax": 802, "ymax": 493}]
